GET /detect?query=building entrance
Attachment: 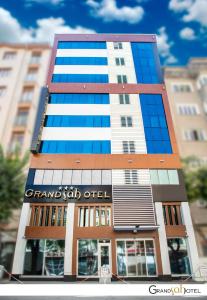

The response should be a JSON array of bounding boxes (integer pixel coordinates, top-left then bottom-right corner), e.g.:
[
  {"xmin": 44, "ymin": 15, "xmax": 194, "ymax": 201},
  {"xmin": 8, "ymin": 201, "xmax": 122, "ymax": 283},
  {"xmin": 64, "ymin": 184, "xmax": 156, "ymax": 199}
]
[{"xmin": 98, "ymin": 242, "xmax": 112, "ymax": 276}]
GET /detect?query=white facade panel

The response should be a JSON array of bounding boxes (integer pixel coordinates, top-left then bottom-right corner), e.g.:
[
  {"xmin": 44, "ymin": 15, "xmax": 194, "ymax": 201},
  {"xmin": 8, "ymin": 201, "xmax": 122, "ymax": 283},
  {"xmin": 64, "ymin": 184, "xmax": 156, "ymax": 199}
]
[
  {"xmin": 34, "ymin": 169, "xmax": 44, "ymax": 185},
  {"xmin": 72, "ymin": 170, "xmax": 82, "ymax": 185},
  {"xmin": 12, "ymin": 203, "xmax": 30, "ymax": 274},
  {"xmin": 53, "ymin": 65, "xmax": 108, "ymax": 74},
  {"xmin": 106, "ymin": 42, "xmax": 137, "ymax": 84},
  {"xmin": 52, "ymin": 170, "xmax": 63, "ymax": 185},
  {"xmin": 155, "ymin": 202, "xmax": 171, "ymax": 275},
  {"xmin": 64, "ymin": 203, "xmax": 75, "ymax": 276},
  {"xmin": 62, "ymin": 170, "xmax": 72, "ymax": 185},
  {"xmin": 91, "ymin": 170, "xmax": 102, "ymax": 185},
  {"xmin": 42, "ymin": 170, "xmax": 53, "ymax": 185},
  {"xmin": 41, "ymin": 127, "xmax": 111, "ymax": 141},
  {"xmin": 56, "ymin": 49, "xmax": 108, "ymax": 57},
  {"xmin": 82, "ymin": 170, "xmax": 92, "ymax": 185},
  {"xmin": 110, "ymin": 94, "xmax": 147, "ymax": 154},
  {"xmin": 181, "ymin": 202, "xmax": 201, "ymax": 281},
  {"xmin": 46, "ymin": 104, "xmax": 110, "ymax": 116},
  {"xmin": 112, "ymin": 169, "xmax": 150, "ymax": 185}
]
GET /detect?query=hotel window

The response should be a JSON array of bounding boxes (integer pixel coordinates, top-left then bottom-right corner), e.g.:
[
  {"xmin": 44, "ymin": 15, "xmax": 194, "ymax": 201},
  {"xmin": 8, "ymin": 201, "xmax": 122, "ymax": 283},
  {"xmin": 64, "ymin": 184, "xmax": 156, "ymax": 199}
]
[
  {"xmin": 116, "ymin": 239, "xmax": 157, "ymax": 277},
  {"xmin": 9, "ymin": 133, "xmax": 24, "ymax": 152},
  {"xmin": 3, "ymin": 51, "xmax": 16, "ymax": 60},
  {"xmin": 124, "ymin": 170, "xmax": 138, "ymax": 184},
  {"xmin": 78, "ymin": 206, "xmax": 111, "ymax": 227},
  {"xmin": 172, "ymin": 83, "xmax": 192, "ymax": 93},
  {"xmin": 117, "ymin": 75, "xmax": 127, "ymax": 84},
  {"xmin": 177, "ymin": 104, "xmax": 199, "ymax": 116},
  {"xmin": 115, "ymin": 57, "xmax": 125, "ymax": 66},
  {"xmin": 121, "ymin": 116, "xmax": 133, "ymax": 127},
  {"xmin": 162, "ymin": 203, "xmax": 182, "ymax": 225},
  {"xmin": 29, "ymin": 205, "xmax": 67, "ymax": 227},
  {"xmin": 20, "ymin": 87, "xmax": 34, "ymax": 102},
  {"xmin": 0, "ymin": 86, "xmax": 6, "ymax": 97},
  {"xmin": 30, "ymin": 52, "xmax": 41, "ymax": 64},
  {"xmin": 119, "ymin": 94, "xmax": 130, "ymax": 104},
  {"xmin": 14, "ymin": 109, "xmax": 29, "ymax": 126},
  {"xmin": 122, "ymin": 141, "xmax": 135, "ymax": 153},
  {"xmin": 183, "ymin": 129, "xmax": 207, "ymax": 141},
  {"xmin": 0, "ymin": 68, "xmax": 11, "ymax": 78},
  {"xmin": 113, "ymin": 42, "xmax": 123, "ymax": 49},
  {"xmin": 25, "ymin": 68, "xmax": 38, "ymax": 81},
  {"xmin": 150, "ymin": 169, "xmax": 179, "ymax": 185},
  {"xmin": 23, "ymin": 240, "xmax": 65, "ymax": 276},
  {"xmin": 167, "ymin": 238, "xmax": 191, "ymax": 275}
]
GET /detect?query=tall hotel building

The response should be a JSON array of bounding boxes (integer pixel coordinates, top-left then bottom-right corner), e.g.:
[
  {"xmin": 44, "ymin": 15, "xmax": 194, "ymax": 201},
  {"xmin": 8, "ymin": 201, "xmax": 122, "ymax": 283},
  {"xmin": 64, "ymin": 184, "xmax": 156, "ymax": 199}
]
[{"xmin": 12, "ymin": 34, "xmax": 200, "ymax": 281}]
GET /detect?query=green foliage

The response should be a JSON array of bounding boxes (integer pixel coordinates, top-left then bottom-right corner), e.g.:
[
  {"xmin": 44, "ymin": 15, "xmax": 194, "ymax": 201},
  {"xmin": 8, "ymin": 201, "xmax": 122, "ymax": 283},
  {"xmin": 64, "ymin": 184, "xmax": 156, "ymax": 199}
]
[
  {"xmin": 182, "ymin": 156, "xmax": 207, "ymax": 202},
  {"xmin": 0, "ymin": 145, "xmax": 29, "ymax": 223}
]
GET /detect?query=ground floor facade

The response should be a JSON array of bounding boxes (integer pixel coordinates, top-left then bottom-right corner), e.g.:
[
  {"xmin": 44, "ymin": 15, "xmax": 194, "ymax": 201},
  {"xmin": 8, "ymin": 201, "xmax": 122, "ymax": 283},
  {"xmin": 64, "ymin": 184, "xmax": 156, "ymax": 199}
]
[{"xmin": 12, "ymin": 200, "xmax": 200, "ymax": 281}]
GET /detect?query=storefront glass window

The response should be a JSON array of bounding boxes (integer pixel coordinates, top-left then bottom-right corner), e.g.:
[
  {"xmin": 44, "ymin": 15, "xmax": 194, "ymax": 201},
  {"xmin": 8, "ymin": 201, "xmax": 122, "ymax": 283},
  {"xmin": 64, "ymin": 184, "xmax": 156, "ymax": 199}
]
[
  {"xmin": 167, "ymin": 238, "xmax": 191, "ymax": 275},
  {"xmin": 126, "ymin": 241, "xmax": 136, "ymax": 276},
  {"xmin": 136, "ymin": 240, "xmax": 147, "ymax": 276},
  {"xmin": 23, "ymin": 239, "xmax": 65, "ymax": 276},
  {"xmin": 116, "ymin": 239, "xmax": 157, "ymax": 277},
  {"xmin": 117, "ymin": 241, "xmax": 127, "ymax": 276},
  {"xmin": 145, "ymin": 240, "xmax": 157, "ymax": 276},
  {"xmin": 78, "ymin": 240, "xmax": 98, "ymax": 276}
]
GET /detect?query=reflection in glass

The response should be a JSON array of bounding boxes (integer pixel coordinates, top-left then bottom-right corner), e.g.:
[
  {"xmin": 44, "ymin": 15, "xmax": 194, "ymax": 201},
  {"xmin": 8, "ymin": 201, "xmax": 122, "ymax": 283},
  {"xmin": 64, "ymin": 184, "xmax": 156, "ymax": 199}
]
[
  {"xmin": 168, "ymin": 238, "xmax": 191, "ymax": 275},
  {"xmin": 145, "ymin": 240, "xmax": 156, "ymax": 276},
  {"xmin": 116, "ymin": 240, "xmax": 157, "ymax": 277},
  {"xmin": 117, "ymin": 241, "xmax": 127, "ymax": 276},
  {"xmin": 136, "ymin": 241, "xmax": 146, "ymax": 276},
  {"xmin": 78, "ymin": 240, "xmax": 98, "ymax": 276},
  {"xmin": 126, "ymin": 241, "xmax": 136, "ymax": 276},
  {"xmin": 101, "ymin": 207, "xmax": 105, "ymax": 225},
  {"xmin": 95, "ymin": 208, "xmax": 100, "ymax": 226},
  {"xmin": 100, "ymin": 246, "xmax": 109, "ymax": 266},
  {"xmin": 44, "ymin": 240, "xmax": 64, "ymax": 276},
  {"xmin": 23, "ymin": 239, "xmax": 65, "ymax": 276}
]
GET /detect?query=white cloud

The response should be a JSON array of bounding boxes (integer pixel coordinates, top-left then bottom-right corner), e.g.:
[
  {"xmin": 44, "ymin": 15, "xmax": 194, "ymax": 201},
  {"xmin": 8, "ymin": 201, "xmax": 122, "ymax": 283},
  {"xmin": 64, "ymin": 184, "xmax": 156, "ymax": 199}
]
[
  {"xmin": 183, "ymin": 0, "xmax": 207, "ymax": 26},
  {"xmin": 0, "ymin": 7, "xmax": 95, "ymax": 44},
  {"xmin": 25, "ymin": 0, "xmax": 65, "ymax": 6},
  {"xmin": 86, "ymin": 0, "xmax": 144, "ymax": 24},
  {"xmin": 169, "ymin": 0, "xmax": 193, "ymax": 12},
  {"xmin": 169, "ymin": 0, "xmax": 207, "ymax": 27},
  {"xmin": 179, "ymin": 26, "xmax": 196, "ymax": 39},
  {"xmin": 156, "ymin": 27, "xmax": 178, "ymax": 64}
]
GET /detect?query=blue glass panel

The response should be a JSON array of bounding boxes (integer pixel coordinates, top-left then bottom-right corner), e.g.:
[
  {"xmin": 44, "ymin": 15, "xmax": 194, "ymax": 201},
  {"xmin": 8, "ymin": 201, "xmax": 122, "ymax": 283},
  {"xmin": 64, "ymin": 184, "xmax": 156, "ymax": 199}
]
[
  {"xmin": 57, "ymin": 41, "xmax": 107, "ymax": 49},
  {"xmin": 52, "ymin": 74, "xmax": 108, "ymax": 83},
  {"xmin": 44, "ymin": 116, "xmax": 110, "ymax": 127},
  {"xmin": 131, "ymin": 42, "xmax": 163, "ymax": 84},
  {"xmin": 140, "ymin": 94, "xmax": 172, "ymax": 154},
  {"xmin": 55, "ymin": 57, "xmax": 108, "ymax": 65},
  {"xmin": 40, "ymin": 141, "xmax": 111, "ymax": 154},
  {"xmin": 50, "ymin": 94, "xmax": 109, "ymax": 104}
]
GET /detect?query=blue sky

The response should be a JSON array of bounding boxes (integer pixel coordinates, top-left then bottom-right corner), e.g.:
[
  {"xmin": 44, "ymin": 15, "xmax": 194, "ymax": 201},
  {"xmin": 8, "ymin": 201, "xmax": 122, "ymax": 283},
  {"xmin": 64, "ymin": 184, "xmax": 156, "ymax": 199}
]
[{"xmin": 0, "ymin": 0, "xmax": 206, "ymax": 65}]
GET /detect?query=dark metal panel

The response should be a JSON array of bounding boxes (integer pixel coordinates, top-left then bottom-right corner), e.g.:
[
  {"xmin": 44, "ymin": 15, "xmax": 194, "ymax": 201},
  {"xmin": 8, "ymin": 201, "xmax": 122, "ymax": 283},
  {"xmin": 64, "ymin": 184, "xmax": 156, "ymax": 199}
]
[
  {"xmin": 152, "ymin": 170, "xmax": 187, "ymax": 202},
  {"xmin": 30, "ymin": 87, "xmax": 49, "ymax": 154},
  {"xmin": 113, "ymin": 185, "xmax": 156, "ymax": 226}
]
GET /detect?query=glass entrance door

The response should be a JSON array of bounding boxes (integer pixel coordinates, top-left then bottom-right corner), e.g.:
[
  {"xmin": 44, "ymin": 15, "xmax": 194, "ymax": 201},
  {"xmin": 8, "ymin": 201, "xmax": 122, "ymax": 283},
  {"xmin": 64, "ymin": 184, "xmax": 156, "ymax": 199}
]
[{"xmin": 98, "ymin": 243, "xmax": 111, "ymax": 276}]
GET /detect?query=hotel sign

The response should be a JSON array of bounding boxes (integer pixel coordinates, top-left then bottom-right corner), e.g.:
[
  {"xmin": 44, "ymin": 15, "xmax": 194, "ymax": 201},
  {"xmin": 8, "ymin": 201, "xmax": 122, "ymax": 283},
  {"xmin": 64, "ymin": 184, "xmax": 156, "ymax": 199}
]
[{"xmin": 24, "ymin": 185, "xmax": 112, "ymax": 203}]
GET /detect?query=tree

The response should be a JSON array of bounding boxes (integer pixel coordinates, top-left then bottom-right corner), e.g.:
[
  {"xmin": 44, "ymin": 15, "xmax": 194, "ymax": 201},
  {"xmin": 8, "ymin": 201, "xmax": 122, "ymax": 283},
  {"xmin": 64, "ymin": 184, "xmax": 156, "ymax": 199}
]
[
  {"xmin": 182, "ymin": 156, "xmax": 207, "ymax": 203},
  {"xmin": 0, "ymin": 145, "xmax": 28, "ymax": 223}
]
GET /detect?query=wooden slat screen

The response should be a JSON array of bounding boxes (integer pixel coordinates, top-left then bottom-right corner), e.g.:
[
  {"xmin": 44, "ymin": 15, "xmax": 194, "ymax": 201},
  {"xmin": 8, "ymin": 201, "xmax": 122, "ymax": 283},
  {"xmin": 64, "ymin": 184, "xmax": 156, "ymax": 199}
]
[
  {"xmin": 29, "ymin": 204, "xmax": 67, "ymax": 227},
  {"xmin": 162, "ymin": 203, "xmax": 182, "ymax": 225}
]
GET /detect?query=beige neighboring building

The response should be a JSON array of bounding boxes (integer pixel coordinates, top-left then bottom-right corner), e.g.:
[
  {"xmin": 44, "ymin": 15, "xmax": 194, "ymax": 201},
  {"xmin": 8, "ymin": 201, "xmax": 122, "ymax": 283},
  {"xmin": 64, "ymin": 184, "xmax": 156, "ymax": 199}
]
[
  {"xmin": 164, "ymin": 58, "xmax": 207, "ymax": 265},
  {"xmin": 0, "ymin": 43, "xmax": 51, "ymax": 274}
]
